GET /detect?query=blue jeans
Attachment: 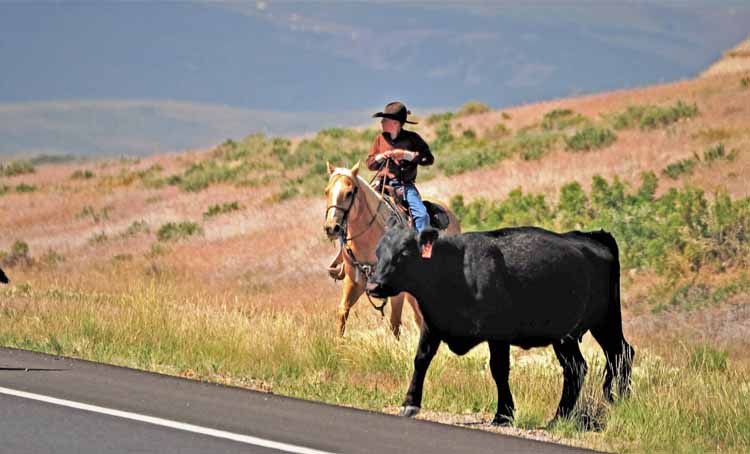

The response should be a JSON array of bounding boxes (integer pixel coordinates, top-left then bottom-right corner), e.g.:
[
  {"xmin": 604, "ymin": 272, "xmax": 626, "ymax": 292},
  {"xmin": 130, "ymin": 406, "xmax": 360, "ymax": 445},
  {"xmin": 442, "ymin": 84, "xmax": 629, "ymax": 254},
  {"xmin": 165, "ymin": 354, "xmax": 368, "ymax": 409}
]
[{"xmin": 392, "ymin": 183, "xmax": 430, "ymax": 232}]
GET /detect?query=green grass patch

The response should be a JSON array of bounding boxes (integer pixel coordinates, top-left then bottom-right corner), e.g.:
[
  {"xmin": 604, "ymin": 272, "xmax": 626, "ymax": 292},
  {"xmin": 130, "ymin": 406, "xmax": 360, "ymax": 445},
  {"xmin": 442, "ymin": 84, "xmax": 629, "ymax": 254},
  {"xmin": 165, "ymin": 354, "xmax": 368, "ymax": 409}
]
[
  {"xmin": 70, "ymin": 169, "xmax": 95, "ymax": 180},
  {"xmin": 0, "ymin": 160, "xmax": 35, "ymax": 177},
  {"xmin": 451, "ymin": 172, "xmax": 750, "ymax": 275},
  {"xmin": 663, "ymin": 158, "xmax": 697, "ymax": 179},
  {"xmin": 565, "ymin": 126, "xmax": 617, "ymax": 151},
  {"xmin": 204, "ymin": 201, "xmax": 242, "ymax": 219},
  {"xmin": 156, "ymin": 222, "xmax": 203, "ymax": 242},
  {"xmin": 541, "ymin": 109, "xmax": 588, "ymax": 131},
  {"xmin": 609, "ymin": 100, "xmax": 699, "ymax": 130},
  {"xmin": 15, "ymin": 183, "xmax": 37, "ymax": 193}
]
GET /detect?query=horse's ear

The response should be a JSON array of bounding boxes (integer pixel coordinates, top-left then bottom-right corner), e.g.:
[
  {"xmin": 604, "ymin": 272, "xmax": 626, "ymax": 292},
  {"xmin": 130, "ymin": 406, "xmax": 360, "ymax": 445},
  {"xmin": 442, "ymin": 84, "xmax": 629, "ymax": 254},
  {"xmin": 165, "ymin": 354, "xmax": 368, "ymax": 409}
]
[
  {"xmin": 350, "ymin": 161, "xmax": 360, "ymax": 177},
  {"xmin": 327, "ymin": 162, "xmax": 336, "ymax": 175}
]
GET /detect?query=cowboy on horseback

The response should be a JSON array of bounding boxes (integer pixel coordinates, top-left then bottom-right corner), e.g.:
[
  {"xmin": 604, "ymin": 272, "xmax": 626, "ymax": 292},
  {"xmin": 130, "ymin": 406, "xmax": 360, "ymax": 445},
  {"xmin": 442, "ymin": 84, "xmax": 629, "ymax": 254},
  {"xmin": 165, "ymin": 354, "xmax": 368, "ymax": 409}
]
[{"xmin": 327, "ymin": 101, "xmax": 434, "ymax": 279}]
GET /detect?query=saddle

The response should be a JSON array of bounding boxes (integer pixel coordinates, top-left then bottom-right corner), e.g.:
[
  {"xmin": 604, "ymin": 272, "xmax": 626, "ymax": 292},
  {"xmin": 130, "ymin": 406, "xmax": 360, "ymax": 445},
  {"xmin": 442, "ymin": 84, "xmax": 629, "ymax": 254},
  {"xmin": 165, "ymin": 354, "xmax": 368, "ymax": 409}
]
[{"xmin": 371, "ymin": 181, "xmax": 451, "ymax": 230}]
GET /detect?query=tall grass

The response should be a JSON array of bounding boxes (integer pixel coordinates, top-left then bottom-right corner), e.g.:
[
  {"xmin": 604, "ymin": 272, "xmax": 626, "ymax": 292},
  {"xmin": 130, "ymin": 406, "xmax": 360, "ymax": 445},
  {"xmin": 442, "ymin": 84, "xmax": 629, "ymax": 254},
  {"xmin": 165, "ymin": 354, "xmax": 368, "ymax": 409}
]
[{"xmin": 0, "ymin": 279, "xmax": 748, "ymax": 452}]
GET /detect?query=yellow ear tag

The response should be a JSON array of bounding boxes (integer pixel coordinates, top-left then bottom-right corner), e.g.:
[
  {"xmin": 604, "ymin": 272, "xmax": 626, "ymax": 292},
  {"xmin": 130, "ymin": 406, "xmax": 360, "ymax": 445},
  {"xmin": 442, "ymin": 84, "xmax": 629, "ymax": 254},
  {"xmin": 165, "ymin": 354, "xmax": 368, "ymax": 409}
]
[{"xmin": 421, "ymin": 242, "xmax": 433, "ymax": 259}]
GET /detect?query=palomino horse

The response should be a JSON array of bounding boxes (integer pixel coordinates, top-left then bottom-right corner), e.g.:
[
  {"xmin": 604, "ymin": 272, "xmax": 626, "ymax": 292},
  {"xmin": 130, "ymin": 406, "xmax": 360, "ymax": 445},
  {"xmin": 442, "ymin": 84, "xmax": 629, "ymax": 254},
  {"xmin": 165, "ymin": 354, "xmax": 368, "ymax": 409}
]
[{"xmin": 323, "ymin": 162, "xmax": 460, "ymax": 337}]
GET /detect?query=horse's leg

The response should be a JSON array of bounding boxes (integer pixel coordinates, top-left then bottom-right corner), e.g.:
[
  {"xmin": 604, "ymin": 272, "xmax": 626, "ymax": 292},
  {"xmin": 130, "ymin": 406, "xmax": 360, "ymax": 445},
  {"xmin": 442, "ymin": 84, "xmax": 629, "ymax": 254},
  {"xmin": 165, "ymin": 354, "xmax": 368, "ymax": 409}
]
[
  {"xmin": 337, "ymin": 274, "xmax": 365, "ymax": 338},
  {"xmin": 404, "ymin": 293, "xmax": 423, "ymax": 331},
  {"xmin": 388, "ymin": 293, "xmax": 405, "ymax": 339}
]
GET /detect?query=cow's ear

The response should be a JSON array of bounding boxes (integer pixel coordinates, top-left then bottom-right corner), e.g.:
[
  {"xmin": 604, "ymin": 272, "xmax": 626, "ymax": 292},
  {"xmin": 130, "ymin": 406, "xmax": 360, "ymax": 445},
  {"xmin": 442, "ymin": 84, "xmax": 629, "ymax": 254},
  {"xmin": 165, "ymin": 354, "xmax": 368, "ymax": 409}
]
[
  {"xmin": 350, "ymin": 161, "xmax": 360, "ymax": 177},
  {"xmin": 327, "ymin": 162, "xmax": 336, "ymax": 175},
  {"xmin": 418, "ymin": 228, "xmax": 439, "ymax": 247}
]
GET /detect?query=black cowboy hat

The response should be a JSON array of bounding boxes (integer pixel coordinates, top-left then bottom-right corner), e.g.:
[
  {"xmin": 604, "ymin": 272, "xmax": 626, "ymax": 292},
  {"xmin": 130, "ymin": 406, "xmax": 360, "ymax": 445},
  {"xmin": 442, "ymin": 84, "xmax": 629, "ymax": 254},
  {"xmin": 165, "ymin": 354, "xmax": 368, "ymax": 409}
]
[{"xmin": 372, "ymin": 101, "xmax": 418, "ymax": 124}]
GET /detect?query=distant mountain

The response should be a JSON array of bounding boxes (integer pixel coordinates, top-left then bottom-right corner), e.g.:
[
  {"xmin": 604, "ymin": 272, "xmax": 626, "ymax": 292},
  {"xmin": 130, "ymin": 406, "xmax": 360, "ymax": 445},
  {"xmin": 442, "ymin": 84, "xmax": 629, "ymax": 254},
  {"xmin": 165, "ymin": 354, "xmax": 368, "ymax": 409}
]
[
  {"xmin": 0, "ymin": 100, "xmax": 366, "ymax": 158},
  {"xmin": 1, "ymin": 1, "xmax": 748, "ymax": 157}
]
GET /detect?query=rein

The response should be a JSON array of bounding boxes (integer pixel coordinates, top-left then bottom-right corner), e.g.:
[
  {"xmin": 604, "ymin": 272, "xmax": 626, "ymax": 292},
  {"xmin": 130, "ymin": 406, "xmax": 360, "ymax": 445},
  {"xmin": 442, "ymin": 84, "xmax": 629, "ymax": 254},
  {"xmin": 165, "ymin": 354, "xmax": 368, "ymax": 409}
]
[{"xmin": 326, "ymin": 171, "xmax": 397, "ymax": 316}]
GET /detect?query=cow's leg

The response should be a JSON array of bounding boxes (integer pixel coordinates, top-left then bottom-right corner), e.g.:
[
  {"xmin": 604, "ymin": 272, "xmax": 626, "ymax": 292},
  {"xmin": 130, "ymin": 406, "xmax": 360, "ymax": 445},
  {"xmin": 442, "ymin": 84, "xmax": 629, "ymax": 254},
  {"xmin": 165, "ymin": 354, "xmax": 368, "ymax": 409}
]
[
  {"xmin": 404, "ymin": 293, "xmax": 423, "ymax": 331},
  {"xmin": 488, "ymin": 341, "xmax": 514, "ymax": 426},
  {"xmin": 337, "ymin": 275, "xmax": 364, "ymax": 337},
  {"xmin": 400, "ymin": 324, "xmax": 441, "ymax": 418},
  {"xmin": 388, "ymin": 293, "xmax": 405, "ymax": 339},
  {"xmin": 552, "ymin": 340, "xmax": 587, "ymax": 421},
  {"xmin": 591, "ymin": 326, "xmax": 635, "ymax": 402}
]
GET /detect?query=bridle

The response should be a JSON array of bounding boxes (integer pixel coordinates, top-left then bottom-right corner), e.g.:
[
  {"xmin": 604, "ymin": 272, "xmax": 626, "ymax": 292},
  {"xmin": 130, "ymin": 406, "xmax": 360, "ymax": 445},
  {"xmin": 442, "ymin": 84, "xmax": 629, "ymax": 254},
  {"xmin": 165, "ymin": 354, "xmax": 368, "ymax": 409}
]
[
  {"xmin": 325, "ymin": 174, "xmax": 383, "ymax": 243},
  {"xmin": 325, "ymin": 172, "xmax": 393, "ymax": 314}
]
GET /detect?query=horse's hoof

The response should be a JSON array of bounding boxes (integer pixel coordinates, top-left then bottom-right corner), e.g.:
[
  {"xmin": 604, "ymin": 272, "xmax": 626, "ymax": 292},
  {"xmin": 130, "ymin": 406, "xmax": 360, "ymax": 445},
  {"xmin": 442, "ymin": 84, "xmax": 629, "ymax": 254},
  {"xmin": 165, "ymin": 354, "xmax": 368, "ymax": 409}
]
[{"xmin": 399, "ymin": 405, "xmax": 420, "ymax": 418}]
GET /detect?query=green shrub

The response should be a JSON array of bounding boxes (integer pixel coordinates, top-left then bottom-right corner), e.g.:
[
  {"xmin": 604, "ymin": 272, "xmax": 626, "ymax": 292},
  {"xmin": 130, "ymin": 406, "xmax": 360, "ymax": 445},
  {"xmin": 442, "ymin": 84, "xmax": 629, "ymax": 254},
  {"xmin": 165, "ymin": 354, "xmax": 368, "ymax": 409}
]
[
  {"xmin": 640, "ymin": 101, "xmax": 699, "ymax": 130},
  {"xmin": 565, "ymin": 126, "xmax": 617, "ymax": 151},
  {"xmin": 157, "ymin": 222, "xmax": 203, "ymax": 242},
  {"xmin": 452, "ymin": 172, "xmax": 750, "ymax": 274},
  {"xmin": 485, "ymin": 123, "xmax": 511, "ymax": 140},
  {"xmin": 0, "ymin": 160, "xmax": 35, "ymax": 177},
  {"xmin": 71, "ymin": 169, "xmax": 95, "ymax": 179},
  {"xmin": 204, "ymin": 201, "xmax": 241, "ymax": 219},
  {"xmin": 511, "ymin": 131, "xmax": 561, "ymax": 160},
  {"xmin": 456, "ymin": 101, "xmax": 491, "ymax": 117},
  {"xmin": 122, "ymin": 220, "xmax": 150, "ymax": 237},
  {"xmin": 0, "ymin": 185, "xmax": 9, "ymax": 196},
  {"xmin": 741, "ymin": 77, "xmax": 749, "ymax": 88},
  {"xmin": 541, "ymin": 109, "xmax": 588, "ymax": 131},
  {"xmin": 609, "ymin": 100, "xmax": 699, "ymax": 130},
  {"xmin": 702, "ymin": 143, "xmax": 737, "ymax": 164},
  {"xmin": 663, "ymin": 159, "xmax": 697, "ymax": 179},
  {"xmin": 426, "ymin": 112, "xmax": 455, "ymax": 125},
  {"xmin": 2, "ymin": 240, "xmax": 32, "ymax": 267},
  {"xmin": 15, "ymin": 183, "xmax": 37, "ymax": 193}
]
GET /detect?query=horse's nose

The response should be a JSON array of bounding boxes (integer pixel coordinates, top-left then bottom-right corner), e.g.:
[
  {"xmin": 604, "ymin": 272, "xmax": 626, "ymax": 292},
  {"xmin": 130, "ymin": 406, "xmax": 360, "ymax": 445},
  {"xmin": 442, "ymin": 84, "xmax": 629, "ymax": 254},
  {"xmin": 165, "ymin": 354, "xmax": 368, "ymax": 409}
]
[{"xmin": 325, "ymin": 224, "xmax": 341, "ymax": 237}]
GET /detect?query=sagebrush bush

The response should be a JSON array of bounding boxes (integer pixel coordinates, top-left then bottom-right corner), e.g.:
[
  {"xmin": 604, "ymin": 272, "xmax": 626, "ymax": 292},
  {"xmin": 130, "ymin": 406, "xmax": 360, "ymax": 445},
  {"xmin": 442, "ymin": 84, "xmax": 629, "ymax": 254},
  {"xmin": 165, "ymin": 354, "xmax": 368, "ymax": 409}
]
[
  {"xmin": 451, "ymin": 172, "xmax": 750, "ymax": 274},
  {"xmin": 565, "ymin": 126, "xmax": 617, "ymax": 151},
  {"xmin": 0, "ymin": 160, "xmax": 35, "ymax": 177},
  {"xmin": 609, "ymin": 100, "xmax": 699, "ymax": 130},
  {"xmin": 157, "ymin": 222, "xmax": 204, "ymax": 242},
  {"xmin": 541, "ymin": 109, "xmax": 588, "ymax": 131}
]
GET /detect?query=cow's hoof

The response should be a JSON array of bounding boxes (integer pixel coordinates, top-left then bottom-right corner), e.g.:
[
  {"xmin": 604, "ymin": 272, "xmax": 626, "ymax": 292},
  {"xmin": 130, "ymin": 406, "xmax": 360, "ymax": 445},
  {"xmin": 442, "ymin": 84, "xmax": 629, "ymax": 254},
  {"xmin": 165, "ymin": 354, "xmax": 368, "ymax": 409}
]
[
  {"xmin": 491, "ymin": 415, "xmax": 513, "ymax": 427},
  {"xmin": 399, "ymin": 405, "xmax": 420, "ymax": 418}
]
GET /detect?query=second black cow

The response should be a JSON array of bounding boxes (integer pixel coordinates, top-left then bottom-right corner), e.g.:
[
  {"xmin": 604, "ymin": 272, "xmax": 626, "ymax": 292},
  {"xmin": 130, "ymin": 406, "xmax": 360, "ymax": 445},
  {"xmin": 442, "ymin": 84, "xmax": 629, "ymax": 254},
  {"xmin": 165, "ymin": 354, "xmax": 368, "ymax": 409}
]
[{"xmin": 366, "ymin": 222, "xmax": 634, "ymax": 426}]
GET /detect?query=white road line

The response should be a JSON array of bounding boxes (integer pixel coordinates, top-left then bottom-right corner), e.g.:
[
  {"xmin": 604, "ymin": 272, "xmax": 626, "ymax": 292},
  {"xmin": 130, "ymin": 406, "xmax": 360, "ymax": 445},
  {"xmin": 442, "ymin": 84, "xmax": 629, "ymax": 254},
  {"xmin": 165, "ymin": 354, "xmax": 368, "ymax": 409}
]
[{"xmin": 0, "ymin": 386, "xmax": 336, "ymax": 454}]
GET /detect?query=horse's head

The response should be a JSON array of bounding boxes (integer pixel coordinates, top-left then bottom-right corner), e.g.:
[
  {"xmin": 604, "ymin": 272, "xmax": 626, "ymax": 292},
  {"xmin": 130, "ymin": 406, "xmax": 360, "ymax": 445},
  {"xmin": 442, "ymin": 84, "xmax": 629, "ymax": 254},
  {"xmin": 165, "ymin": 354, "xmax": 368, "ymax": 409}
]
[{"xmin": 324, "ymin": 162, "xmax": 361, "ymax": 240}]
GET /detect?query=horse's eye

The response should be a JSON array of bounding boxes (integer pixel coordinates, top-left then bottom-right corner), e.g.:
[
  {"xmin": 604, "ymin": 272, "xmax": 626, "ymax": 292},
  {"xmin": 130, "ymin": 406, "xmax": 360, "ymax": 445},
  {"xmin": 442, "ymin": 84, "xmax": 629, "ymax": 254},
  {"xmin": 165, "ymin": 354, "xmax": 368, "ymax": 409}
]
[{"xmin": 345, "ymin": 191, "xmax": 352, "ymax": 198}]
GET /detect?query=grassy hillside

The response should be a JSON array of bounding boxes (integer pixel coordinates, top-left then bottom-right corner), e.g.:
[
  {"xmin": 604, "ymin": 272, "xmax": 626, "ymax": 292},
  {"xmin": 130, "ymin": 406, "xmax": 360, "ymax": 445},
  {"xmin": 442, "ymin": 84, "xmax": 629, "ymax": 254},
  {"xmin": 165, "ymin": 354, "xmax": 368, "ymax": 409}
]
[{"xmin": 1, "ymin": 69, "xmax": 750, "ymax": 452}]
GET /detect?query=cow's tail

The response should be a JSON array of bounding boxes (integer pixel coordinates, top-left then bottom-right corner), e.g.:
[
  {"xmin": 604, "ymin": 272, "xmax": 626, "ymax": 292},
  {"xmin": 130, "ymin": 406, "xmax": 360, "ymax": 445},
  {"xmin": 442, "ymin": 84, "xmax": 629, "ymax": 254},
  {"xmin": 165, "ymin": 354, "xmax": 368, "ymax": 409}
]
[{"xmin": 589, "ymin": 230, "xmax": 634, "ymax": 399}]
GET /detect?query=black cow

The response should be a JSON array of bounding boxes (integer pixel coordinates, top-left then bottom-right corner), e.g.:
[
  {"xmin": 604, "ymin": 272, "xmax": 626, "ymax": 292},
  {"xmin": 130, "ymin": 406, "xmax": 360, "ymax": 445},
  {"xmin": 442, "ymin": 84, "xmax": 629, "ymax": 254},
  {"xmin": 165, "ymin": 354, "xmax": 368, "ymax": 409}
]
[
  {"xmin": 366, "ymin": 222, "xmax": 634, "ymax": 426},
  {"xmin": 0, "ymin": 268, "xmax": 8, "ymax": 284}
]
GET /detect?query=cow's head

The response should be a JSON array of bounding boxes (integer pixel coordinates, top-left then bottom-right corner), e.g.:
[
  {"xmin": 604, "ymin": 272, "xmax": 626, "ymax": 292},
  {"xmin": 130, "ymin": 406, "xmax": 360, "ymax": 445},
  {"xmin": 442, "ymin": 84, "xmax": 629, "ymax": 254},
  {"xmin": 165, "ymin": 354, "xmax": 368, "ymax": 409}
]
[{"xmin": 366, "ymin": 220, "xmax": 438, "ymax": 298}]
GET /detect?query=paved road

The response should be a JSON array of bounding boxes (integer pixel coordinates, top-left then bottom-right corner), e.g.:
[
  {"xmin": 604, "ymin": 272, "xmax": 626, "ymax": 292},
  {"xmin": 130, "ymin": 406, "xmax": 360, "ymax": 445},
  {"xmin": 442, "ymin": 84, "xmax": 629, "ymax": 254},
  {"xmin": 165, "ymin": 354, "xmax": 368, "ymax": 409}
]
[{"xmin": 0, "ymin": 348, "xmax": 597, "ymax": 453}]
